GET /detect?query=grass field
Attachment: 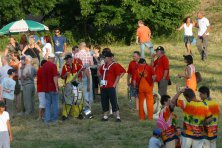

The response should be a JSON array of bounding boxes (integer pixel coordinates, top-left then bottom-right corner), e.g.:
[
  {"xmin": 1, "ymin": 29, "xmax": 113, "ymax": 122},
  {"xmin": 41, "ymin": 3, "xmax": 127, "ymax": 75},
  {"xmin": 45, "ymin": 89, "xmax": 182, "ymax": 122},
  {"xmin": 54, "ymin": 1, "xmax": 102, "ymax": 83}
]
[{"xmin": 9, "ymin": 41, "xmax": 222, "ymax": 148}]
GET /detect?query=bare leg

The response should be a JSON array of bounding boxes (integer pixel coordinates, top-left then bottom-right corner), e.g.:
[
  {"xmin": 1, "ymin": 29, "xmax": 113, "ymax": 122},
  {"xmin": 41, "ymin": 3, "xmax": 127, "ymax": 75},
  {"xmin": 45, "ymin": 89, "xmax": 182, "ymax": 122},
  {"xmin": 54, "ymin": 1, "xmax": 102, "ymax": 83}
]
[{"xmin": 187, "ymin": 43, "xmax": 191, "ymax": 54}]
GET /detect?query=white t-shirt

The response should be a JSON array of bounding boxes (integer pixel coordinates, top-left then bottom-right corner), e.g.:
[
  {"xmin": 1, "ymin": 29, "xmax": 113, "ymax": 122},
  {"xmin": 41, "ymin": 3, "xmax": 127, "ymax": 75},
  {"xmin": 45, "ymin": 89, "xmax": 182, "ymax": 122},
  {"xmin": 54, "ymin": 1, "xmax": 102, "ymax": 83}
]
[
  {"xmin": 183, "ymin": 23, "xmax": 193, "ymax": 36},
  {"xmin": 42, "ymin": 43, "xmax": 52, "ymax": 57},
  {"xmin": 198, "ymin": 17, "xmax": 210, "ymax": 36},
  {"xmin": 148, "ymin": 137, "xmax": 162, "ymax": 148},
  {"xmin": 0, "ymin": 111, "xmax": 9, "ymax": 132}
]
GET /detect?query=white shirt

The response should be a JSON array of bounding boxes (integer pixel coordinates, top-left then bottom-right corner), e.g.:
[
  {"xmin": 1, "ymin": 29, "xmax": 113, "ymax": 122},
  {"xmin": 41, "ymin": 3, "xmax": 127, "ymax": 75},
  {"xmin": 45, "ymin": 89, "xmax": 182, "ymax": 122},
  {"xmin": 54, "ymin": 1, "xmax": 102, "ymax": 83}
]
[
  {"xmin": 42, "ymin": 43, "xmax": 52, "ymax": 57},
  {"xmin": 148, "ymin": 137, "xmax": 162, "ymax": 148},
  {"xmin": 198, "ymin": 17, "xmax": 210, "ymax": 36},
  {"xmin": 183, "ymin": 23, "xmax": 193, "ymax": 36},
  {"xmin": 0, "ymin": 64, "xmax": 12, "ymax": 84},
  {"xmin": 0, "ymin": 111, "xmax": 9, "ymax": 132}
]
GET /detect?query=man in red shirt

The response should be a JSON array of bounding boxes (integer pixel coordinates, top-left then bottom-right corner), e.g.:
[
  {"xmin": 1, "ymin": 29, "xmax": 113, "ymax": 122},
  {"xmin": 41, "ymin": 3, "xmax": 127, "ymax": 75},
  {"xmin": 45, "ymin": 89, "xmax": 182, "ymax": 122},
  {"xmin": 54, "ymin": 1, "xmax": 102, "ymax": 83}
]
[
  {"xmin": 98, "ymin": 52, "xmax": 126, "ymax": 122},
  {"xmin": 136, "ymin": 20, "xmax": 154, "ymax": 58},
  {"xmin": 151, "ymin": 46, "xmax": 170, "ymax": 96},
  {"xmin": 42, "ymin": 53, "xmax": 59, "ymax": 123},
  {"xmin": 127, "ymin": 51, "xmax": 140, "ymax": 110}
]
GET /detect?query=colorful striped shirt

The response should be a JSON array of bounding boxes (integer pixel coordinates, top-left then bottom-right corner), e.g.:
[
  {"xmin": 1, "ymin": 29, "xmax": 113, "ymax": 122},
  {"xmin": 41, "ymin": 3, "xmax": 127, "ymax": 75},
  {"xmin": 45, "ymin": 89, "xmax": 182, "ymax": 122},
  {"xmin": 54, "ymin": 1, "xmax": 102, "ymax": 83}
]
[
  {"xmin": 204, "ymin": 99, "xmax": 220, "ymax": 140},
  {"xmin": 177, "ymin": 99, "xmax": 212, "ymax": 139}
]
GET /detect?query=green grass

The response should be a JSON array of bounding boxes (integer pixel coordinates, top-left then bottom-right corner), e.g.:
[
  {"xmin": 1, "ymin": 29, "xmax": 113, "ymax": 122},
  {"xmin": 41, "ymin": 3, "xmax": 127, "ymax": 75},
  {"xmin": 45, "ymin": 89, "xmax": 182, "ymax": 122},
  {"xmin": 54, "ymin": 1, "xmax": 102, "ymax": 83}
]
[{"xmin": 10, "ymin": 42, "xmax": 222, "ymax": 148}]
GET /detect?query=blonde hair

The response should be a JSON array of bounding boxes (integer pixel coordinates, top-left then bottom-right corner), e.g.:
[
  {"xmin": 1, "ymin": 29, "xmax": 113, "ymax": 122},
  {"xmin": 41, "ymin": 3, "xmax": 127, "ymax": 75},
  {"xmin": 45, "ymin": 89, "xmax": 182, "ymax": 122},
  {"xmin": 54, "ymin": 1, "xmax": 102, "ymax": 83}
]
[{"xmin": 28, "ymin": 35, "xmax": 35, "ymax": 45}]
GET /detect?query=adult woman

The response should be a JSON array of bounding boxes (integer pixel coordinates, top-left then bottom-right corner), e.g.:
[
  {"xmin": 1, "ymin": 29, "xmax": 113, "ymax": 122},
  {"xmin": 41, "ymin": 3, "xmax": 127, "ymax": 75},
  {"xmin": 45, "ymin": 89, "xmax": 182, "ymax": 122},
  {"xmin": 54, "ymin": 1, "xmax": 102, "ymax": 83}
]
[
  {"xmin": 20, "ymin": 34, "xmax": 28, "ymax": 51},
  {"xmin": 42, "ymin": 35, "xmax": 52, "ymax": 59},
  {"xmin": 22, "ymin": 35, "xmax": 41, "ymax": 68},
  {"xmin": 178, "ymin": 55, "xmax": 197, "ymax": 92},
  {"xmin": 4, "ymin": 36, "xmax": 20, "ymax": 60},
  {"xmin": 177, "ymin": 17, "xmax": 195, "ymax": 54}
]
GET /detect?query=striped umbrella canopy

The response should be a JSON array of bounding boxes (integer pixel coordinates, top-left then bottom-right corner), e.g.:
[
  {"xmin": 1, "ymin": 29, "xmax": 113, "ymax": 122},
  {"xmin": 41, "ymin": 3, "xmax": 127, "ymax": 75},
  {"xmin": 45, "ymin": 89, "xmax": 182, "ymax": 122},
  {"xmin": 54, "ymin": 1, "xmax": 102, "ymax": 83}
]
[{"xmin": 0, "ymin": 19, "xmax": 49, "ymax": 35}]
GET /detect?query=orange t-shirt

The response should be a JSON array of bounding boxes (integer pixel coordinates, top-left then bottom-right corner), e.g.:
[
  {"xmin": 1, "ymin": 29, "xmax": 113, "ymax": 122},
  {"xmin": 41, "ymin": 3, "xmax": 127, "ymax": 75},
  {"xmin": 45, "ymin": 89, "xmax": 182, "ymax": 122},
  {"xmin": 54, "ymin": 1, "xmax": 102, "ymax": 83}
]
[
  {"xmin": 153, "ymin": 55, "xmax": 170, "ymax": 82},
  {"xmin": 137, "ymin": 26, "xmax": 151, "ymax": 43}
]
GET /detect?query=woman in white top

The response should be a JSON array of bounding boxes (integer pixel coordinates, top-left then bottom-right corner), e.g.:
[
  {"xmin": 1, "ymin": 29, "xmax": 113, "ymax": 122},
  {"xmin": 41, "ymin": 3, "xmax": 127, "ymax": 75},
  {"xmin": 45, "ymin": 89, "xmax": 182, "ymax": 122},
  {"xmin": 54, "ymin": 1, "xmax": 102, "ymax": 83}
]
[
  {"xmin": 42, "ymin": 35, "xmax": 52, "ymax": 59},
  {"xmin": 177, "ymin": 17, "xmax": 195, "ymax": 54}
]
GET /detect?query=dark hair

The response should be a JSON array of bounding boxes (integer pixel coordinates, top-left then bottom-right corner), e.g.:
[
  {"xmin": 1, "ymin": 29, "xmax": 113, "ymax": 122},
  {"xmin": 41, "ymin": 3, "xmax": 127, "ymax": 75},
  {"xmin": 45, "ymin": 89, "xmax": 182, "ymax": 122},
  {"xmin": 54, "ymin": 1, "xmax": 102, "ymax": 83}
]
[
  {"xmin": 183, "ymin": 16, "xmax": 192, "ymax": 23},
  {"xmin": 183, "ymin": 55, "xmax": 193, "ymax": 65},
  {"xmin": 133, "ymin": 51, "xmax": 140, "ymax": 56},
  {"xmin": 102, "ymin": 48, "xmax": 111, "ymax": 55},
  {"xmin": 138, "ymin": 20, "xmax": 144, "ymax": 24},
  {"xmin": 41, "ymin": 60, "xmax": 47, "ymax": 66},
  {"xmin": 86, "ymin": 43, "xmax": 91, "ymax": 49},
  {"xmin": 183, "ymin": 88, "xmax": 196, "ymax": 100},
  {"xmin": 198, "ymin": 86, "xmax": 210, "ymax": 98},
  {"xmin": 54, "ymin": 28, "xmax": 60, "ymax": 31},
  {"xmin": 72, "ymin": 46, "xmax": 78, "ymax": 51},
  {"xmin": 44, "ymin": 35, "xmax": 51, "ymax": 43},
  {"xmin": 94, "ymin": 45, "xmax": 101, "ymax": 53},
  {"xmin": 138, "ymin": 58, "xmax": 146, "ymax": 64},
  {"xmin": 160, "ymin": 95, "xmax": 171, "ymax": 106}
]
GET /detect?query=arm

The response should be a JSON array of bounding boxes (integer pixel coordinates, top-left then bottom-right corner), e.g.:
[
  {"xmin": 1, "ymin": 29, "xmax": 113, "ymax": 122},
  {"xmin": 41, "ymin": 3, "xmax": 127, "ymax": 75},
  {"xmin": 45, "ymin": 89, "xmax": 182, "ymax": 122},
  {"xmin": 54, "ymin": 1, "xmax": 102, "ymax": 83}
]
[
  {"xmin": 203, "ymin": 26, "xmax": 211, "ymax": 36},
  {"xmin": 177, "ymin": 24, "xmax": 184, "ymax": 31},
  {"xmin": 171, "ymin": 88, "xmax": 186, "ymax": 105},
  {"xmin": 113, "ymin": 73, "xmax": 124, "ymax": 88},
  {"xmin": 136, "ymin": 36, "xmax": 139, "ymax": 44},
  {"xmin": 21, "ymin": 45, "xmax": 28, "ymax": 55},
  {"xmin": 53, "ymin": 76, "xmax": 59, "ymax": 92},
  {"xmin": 178, "ymin": 66, "xmax": 191, "ymax": 79},
  {"xmin": 35, "ymin": 44, "xmax": 42, "ymax": 53},
  {"xmin": 84, "ymin": 69, "xmax": 91, "ymax": 92},
  {"xmin": 63, "ymin": 43, "xmax": 67, "ymax": 55},
  {"xmin": 4, "ymin": 47, "xmax": 9, "ymax": 56},
  {"xmin": 163, "ymin": 70, "xmax": 168, "ymax": 80},
  {"xmin": 7, "ymin": 120, "xmax": 13, "ymax": 143},
  {"xmin": 127, "ymin": 74, "xmax": 132, "ymax": 86}
]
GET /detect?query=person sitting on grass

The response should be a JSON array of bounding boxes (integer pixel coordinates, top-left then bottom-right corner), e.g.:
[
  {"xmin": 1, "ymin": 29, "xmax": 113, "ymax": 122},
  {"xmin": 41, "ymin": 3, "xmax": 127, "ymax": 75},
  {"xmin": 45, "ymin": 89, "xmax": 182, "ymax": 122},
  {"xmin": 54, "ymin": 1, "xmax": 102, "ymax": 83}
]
[
  {"xmin": 2, "ymin": 69, "xmax": 16, "ymax": 118},
  {"xmin": 148, "ymin": 128, "xmax": 164, "ymax": 148},
  {"xmin": 157, "ymin": 95, "xmax": 178, "ymax": 148},
  {"xmin": 0, "ymin": 101, "xmax": 13, "ymax": 148},
  {"xmin": 171, "ymin": 88, "xmax": 212, "ymax": 148},
  {"xmin": 198, "ymin": 86, "xmax": 220, "ymax": 148}
]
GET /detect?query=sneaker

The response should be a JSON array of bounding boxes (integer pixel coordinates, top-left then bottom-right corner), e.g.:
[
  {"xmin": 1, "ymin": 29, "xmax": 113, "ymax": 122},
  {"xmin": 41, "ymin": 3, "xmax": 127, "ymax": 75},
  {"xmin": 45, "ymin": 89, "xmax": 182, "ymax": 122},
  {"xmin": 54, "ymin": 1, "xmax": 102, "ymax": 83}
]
[
  {"xmin": 201, "ymin": 50, "xmax": 205, "ymax": 61},
  {"xmin": 101, "ymin": 116, "xmax": 108, "ymax": 121},
  {"xmin": 116, "ymin": 118, "xmax": 121, "ymax": 122}
]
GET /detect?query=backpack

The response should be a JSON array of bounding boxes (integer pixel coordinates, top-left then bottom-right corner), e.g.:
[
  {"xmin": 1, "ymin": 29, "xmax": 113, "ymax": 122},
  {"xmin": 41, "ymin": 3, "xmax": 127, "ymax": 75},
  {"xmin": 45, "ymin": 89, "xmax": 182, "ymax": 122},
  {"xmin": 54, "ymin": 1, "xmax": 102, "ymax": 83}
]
[{"xmin": 156, "ymin": 109, "xmax": 172, "ymax": 131}]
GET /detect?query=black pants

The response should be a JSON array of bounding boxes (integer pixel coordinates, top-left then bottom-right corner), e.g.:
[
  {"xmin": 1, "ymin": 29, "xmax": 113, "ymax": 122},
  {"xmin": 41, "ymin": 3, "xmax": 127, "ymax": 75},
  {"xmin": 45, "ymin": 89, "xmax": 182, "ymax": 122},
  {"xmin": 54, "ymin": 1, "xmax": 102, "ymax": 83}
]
[{"xmin": 101, "ymin": 87, "xmax": 119, "ymax": 112}]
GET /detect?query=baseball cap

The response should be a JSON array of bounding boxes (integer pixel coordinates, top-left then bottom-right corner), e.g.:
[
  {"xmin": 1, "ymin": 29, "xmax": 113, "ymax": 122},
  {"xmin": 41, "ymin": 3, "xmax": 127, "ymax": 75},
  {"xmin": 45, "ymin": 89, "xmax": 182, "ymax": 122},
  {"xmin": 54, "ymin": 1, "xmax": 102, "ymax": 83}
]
[
  {"xmin": 155, "ymin": 46, "xmax": 165, "ymax": 52},
  {"xmin": 153, "ymin": 128, "xmax": 161, "ymax": 136},
  {"xmin": 64, "ymin": 54, "xmax": 72, "ymax": 60},
  {"xmin": 104, "ymin": 52, "xmax": 114, "ymax": 58},
  {"xmin": 20, "ymin": 56, "xmax": 26, "ymax": 61},
  {"xmin": 48, "ymin": 53, "xmax": 55, "ymax": 58},
  {"xmin": 7, "ymin": 68, "xmax": 16, "ymax": 75},
  {"xmin": 0, "ymin": 101, "xmax": 6, "ymax": 107}
]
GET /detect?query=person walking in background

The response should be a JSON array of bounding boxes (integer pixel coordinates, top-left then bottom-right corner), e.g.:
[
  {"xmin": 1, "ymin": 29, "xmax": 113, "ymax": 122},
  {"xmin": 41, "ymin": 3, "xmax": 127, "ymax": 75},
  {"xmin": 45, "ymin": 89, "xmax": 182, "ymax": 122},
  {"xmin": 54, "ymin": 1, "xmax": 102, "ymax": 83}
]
[
  {"xmin": 0, "ymin": 101, "xmax": 13, "ymax": 148},
  {"xmin": 136, "ymin": 20, "xmax": 154, "ymax": 58},
  {"xmin": 22, "ymin": 35, "xmax": 42, "ymax": 68},
  {"xmin": 151, "ymin": 46, "xmax": 170, "ymax": 96},
  {"xmin": 42, "ymin": 53, "xmax": 59, "ymax": 123},
  {"xmin": 177, "ymin": 17, "xmax": 195, "ymax": 54},
  {"xmin": 198, "ymin": 86, "xmax": 220, "ymax": 148},
  {"xmin": 171, "ymin": 88, "xmax": 212, "ymax": 148},
  {"xmin": 52, "ymin": 28, "xmax": 67, "ymax": 73},
  {"xmin": 2, "ymin": 69, "xmax": 16, "ymax": 118},
  {"xmin": 127, "ymin": 51, "xmax": 140, "ymax": 110},
  {"xmin": 37, "ymin": 60, "xmax": 47, "ymax": 120},
  {"xmin": 42, "ymin": 36, "xmax": 52, "ymax": 60},
  {"xmin": 18, "ymin": 55, "xmax": 36, "ymax": 115},
  {"xmin": 195, "ymin": 11, "xmax": 211, "ymax": 61},
  {"xmin": 178, "ymin": 55, "xmax": 197, "ymax": 92},
  {"xmin": 0, "ymin": 56, "xmax": 12, "ymax": 84},
  {"xmin": 98, "ymin": 52, "xmax": 125, "ymax": 122},
  {"xmin": 133, "ymin": 58, "xmax": 155, "ymax": 120}
]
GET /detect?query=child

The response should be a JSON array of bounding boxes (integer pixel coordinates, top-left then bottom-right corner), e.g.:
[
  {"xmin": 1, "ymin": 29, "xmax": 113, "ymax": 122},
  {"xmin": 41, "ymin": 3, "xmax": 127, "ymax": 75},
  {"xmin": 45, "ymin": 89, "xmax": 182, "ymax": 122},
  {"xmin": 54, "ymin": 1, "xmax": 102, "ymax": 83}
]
[
  {"xmin": 0, "ymin": 101, "xmax": 13, "ymax": 147},
  {"xmin": 148, "ymin": 128, "xmax": 163, "ymax": 148},
  {"xmin": 157, "ymin": 95, "xmax": 178, "ymax": 148},
  {"xmin": 37, "ymin": 60, "xmax": 47, "ymax": 120},
  {"xmin": 2, "ymin": 69, "xmax": 16, "ymax": 117}
]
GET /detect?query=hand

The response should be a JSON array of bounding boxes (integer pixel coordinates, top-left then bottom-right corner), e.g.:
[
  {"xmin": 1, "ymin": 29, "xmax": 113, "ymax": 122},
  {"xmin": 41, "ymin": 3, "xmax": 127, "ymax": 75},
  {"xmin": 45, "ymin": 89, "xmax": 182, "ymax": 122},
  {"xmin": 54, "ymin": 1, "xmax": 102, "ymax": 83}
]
[
  {"xmin": 10, "ymin": 135, "xmax": 13, "ymax": 143},
  {"xmin": 136, "ymin": 40, "xmax": 139, "ymax": 45},
  {"xmin": 113, "ymin": 83, "xmax": 117, "ymax": 88},
  {"xmin": 177, "ymin": 74, "xmax": 182, "ymax": 78},
  {"xmin": 179, "ymin": 87, "xmax": 186, "ymax": 93},
  {"xmin": 151, "ymin": 53, "xmax": 156, "ymax": 59},
  {"xmin": 56, "ymin": 87, "xmax": 59, "ymax": 92}
]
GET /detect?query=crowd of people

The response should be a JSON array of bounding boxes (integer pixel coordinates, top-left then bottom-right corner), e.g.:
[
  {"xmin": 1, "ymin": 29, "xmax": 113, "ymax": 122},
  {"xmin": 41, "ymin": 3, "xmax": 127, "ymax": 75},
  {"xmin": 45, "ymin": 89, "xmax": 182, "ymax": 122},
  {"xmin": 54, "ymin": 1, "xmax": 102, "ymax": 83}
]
[{"xmin": 0, "ymin": 11, "xmax": 219, "ymax": 148}]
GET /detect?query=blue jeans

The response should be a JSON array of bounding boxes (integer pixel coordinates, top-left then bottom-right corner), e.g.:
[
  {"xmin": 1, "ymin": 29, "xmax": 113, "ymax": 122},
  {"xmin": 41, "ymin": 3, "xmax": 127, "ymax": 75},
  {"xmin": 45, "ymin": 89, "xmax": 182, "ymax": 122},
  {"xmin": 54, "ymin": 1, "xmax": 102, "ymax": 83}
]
[
  {"xmin": 44, "ymin": 92, "xmax": 59, "ymax": 123},
  {"xmin": 82, "ymin": 74, "xmax": 93, "ymax": 106},
  {"xmin": 55, "ymin": 52, "xmax": 64, "ymax": 72},
  {"xmin": 140, "ymin": 42, "xmax": 154, "ymax": 58}
]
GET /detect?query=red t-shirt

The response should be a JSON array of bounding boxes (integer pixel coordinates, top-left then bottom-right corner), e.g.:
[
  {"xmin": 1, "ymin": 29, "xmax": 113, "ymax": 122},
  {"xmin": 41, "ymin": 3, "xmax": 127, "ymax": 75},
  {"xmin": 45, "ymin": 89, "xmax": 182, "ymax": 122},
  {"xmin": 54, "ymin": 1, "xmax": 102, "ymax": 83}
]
[
  {"xmin": 37, "ymin": 67, "xmax": 43, "ymax": 92},
  {"xmin": 133, "ymin": 64, "xmax": 154, "ymax": 86},
  {"xmin": 42, "ymin": 61, "xmax": 58, "ymax": 92},
  {"xmin": 127, "ymin": 60, "xmax": 139, "ymax": 84},
  {"xmin": 99, "ymin": 63, "xmax": 126, "ymax": 88},
  {"xmin": 153, "ymin": 55, "xmax": 170, "ymax": 82}
]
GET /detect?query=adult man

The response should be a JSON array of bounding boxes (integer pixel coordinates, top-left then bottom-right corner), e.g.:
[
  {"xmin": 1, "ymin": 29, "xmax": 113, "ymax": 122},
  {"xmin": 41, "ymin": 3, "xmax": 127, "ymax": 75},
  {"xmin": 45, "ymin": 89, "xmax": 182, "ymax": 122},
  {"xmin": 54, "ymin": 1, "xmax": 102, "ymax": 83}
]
[
  {"xmin": 151, "ymin": 46, "xmax": 170, "ymax": 96},
  {"xmin": 98, "ymin": 52, "xmax": 126, "ymax": 122},
  {"xmin": 52, "ymin": 28, "xmax": 67, "ymax": 72},
  {"xmin": 198, "ymin": 86, "xmax": 220, "ymax": 148},
  {"xmin": 171, "ymin": 88, "xmax": 212, "ymax": 148},
  {"xmin": 196, "ymin": 11, "xmax": 211, "ymax": 61},
  {"xmin": 127, "ymin": 51, "xmax": 140, "ymax": 110},
  {"xmin": 0, "ymin": 56, "xmax": 12, "ymax": 84},
  {"xmin": 136, "ymin": 20, "xmax": 154, "ymax": 58},
  {"xmin": 75, "ymin": 42, "xmax": 93, "ymax": 109},
  {"xmin": 18, "ymin": 55, "xmax": 36, "ymax": 115},
  {"xmin": 61, "ymin": 54, "xmax": 82, "ymax": 120},
  {"xmin": 42, "ymin": 53, "xmax": 59, "ymax": 123}
]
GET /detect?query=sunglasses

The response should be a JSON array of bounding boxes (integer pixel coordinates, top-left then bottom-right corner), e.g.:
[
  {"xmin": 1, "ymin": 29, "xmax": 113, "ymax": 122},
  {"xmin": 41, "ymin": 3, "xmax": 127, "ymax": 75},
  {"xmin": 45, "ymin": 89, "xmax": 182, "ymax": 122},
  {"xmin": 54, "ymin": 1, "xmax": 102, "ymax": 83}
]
[{"xmin": 55, "ymin": 31, "xmax": 60, "ymax": 33}]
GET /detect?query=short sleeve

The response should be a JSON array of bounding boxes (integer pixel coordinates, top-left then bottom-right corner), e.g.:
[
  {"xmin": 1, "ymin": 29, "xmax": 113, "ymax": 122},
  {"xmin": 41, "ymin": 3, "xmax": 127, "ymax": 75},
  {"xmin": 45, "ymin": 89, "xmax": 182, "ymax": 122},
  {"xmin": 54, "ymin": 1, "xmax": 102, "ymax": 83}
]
[
  {"xmin": 61, "ymin": 66, "xmax": 67, "ymax": 79},
  {"xmin": 136, "ymin": 28, "xmax": 140, "ymax": 36},
  {"xmin": 177, "ymin": 99, "xmax": 186, "ymax": 110},
  {"xmin": 114, "ymin": 64, "xmax": 126, "ymax": 76},
  {"xmin": 63, "ymin": 37, "xmax": 67, "ymax": 43},
  {"xmin": 205, "ymin": 18, "xmax": 210, "ymax": 26},
  {"xmin": 45, "ymin": 43, "xmax": 51, "ymax": 49},
  {"xmin": 4, "ymin": 112, "xmax": 10, "ymax": 120}
]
